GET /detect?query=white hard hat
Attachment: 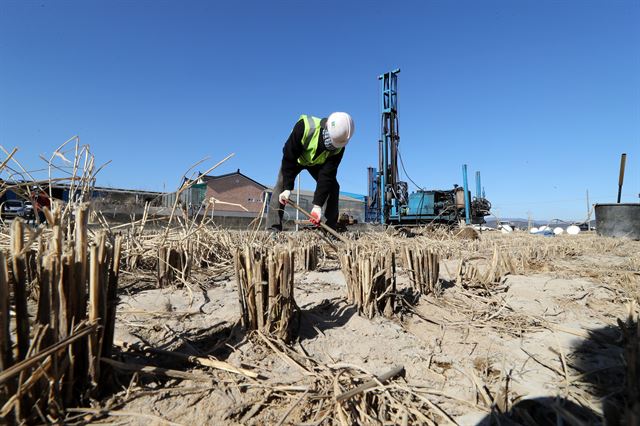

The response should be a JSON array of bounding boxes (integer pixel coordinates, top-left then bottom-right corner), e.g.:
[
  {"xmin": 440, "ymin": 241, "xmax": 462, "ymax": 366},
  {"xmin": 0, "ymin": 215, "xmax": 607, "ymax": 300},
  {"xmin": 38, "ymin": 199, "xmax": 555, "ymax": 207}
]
[{"xmin": 326, "ymin": 112, "xmax": 354, "ymax": 148}]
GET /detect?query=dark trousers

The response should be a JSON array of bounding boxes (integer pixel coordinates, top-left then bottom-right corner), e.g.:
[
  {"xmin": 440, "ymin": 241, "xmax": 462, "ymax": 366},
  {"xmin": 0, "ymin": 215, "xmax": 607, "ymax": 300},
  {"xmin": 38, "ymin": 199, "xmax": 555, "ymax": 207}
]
[{"xmin": 266, "ymin": 167, "xmax": 340, "ymax": 230}]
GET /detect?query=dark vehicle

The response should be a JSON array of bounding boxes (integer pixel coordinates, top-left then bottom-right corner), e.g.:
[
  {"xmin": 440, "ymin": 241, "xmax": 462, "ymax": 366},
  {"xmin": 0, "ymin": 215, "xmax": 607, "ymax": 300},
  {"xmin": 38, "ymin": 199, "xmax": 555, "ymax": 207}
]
[
  {"xmin": 1, "ymin": 200, "xmax": 25, "ymax": 219},
  {"xmin": 24, "ymin": 201, "xmax": 35, "ymax": 220}
]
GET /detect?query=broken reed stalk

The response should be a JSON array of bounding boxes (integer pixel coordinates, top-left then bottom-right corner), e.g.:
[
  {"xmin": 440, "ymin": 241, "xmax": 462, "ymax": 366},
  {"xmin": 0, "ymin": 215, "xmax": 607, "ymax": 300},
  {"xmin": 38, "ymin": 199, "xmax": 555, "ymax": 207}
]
[
  {"xmin": 621, "ymin": 303, "xmax": 640, "ymax": 423},
  {"xmin": 402, "ymin": 245, "xmax": 440, "ymax": 295},
  {"xmin": 294, "ymin": 243, "xmax": 319, "ymax": 271},
  {"xmin": 0, "ymin": 205, "xmax": 122, "ymax": 424},
  {"xmin": 339, "ymin": 245, "xmax": 396, "ymax": 319},
  {"xmin": 11, "ymin": 220, "xmax": 30, "ymax": 363},
  {"xmin": 113, "ymin": 339, "xmax": 259, "ymax": 379},
  {"xmin": 335, "ymin": 365, "xmax": 405, "ymax": 402},
  {"xmin": 456, "ymin": 247, "xmax": 516, "ymax": 287},
  {"xmin": 157, "ymin": 245, "xmax": 191, "ymax": 287},
  {"xmin": 234, "ymin": 246, "xmax": 296, "ymax": 342}
]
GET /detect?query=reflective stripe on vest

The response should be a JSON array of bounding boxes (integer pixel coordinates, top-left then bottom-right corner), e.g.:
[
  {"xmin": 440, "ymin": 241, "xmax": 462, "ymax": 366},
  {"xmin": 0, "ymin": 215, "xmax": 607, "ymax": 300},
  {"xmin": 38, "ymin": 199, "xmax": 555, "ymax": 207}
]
[{"xmin": 297, "ymin": 114, "xmax": 343, "ymax": 167}]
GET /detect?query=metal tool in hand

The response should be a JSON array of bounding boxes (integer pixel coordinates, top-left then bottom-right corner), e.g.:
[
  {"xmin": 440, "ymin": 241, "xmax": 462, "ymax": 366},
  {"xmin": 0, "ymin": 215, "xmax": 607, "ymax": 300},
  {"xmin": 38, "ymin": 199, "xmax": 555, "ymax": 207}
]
[{"xmin": 285, "ymin": 199, "xmax": 348, "ymax": 244}]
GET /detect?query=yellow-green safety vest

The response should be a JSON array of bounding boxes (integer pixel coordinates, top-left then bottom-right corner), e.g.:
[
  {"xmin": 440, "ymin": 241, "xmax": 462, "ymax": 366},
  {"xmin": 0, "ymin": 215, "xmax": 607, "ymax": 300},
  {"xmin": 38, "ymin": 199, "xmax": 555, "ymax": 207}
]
[{"xmin": 297, "ymin": 115, "xmax": 343, "ymax": 167}]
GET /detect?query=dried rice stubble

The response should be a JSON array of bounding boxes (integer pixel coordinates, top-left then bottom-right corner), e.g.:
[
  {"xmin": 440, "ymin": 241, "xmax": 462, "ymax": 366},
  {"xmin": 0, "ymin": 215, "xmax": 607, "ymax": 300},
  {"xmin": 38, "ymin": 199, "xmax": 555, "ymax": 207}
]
[
  {"xmin": 339, "ymin": 244, "xmax": 396, "ymax": 319},
  {"xmin": 234, "ymin": 245, "xmax": 297, "ymax": 342}
]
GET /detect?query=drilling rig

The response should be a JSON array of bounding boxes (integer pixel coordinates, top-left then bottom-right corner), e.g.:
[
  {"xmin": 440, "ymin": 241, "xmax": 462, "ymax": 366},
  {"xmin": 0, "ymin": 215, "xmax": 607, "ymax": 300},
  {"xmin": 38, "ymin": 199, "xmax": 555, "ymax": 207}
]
[{"xmin": 365, "ymin": 69, "xmax": 491, "ymax": 226}]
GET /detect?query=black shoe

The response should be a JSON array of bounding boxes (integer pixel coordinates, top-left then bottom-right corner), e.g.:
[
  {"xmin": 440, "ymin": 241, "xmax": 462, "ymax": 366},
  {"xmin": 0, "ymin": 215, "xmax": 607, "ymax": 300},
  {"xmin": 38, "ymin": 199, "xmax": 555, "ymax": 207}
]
[{"xmin": 267, "ymin": 227, "xmax": 281, "ymax": 239}]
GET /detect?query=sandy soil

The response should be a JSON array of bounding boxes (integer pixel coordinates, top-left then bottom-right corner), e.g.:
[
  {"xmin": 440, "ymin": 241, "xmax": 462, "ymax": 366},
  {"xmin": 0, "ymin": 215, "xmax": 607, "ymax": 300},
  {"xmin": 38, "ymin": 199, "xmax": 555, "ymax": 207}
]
[{"xmin": 89, "ymin": 233, "xmax": 638, "ymax": 426}]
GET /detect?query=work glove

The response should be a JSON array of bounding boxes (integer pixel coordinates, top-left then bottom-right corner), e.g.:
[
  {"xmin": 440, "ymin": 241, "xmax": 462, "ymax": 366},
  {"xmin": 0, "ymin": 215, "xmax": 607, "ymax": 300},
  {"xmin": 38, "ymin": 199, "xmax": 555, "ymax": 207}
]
[
  {"xmin": 309, "ymin": 205, "xmax": 322, "ymax": 226},
  {"xmin": 278, "ymin": 190, "xmax": 291, "ymax": 205}
]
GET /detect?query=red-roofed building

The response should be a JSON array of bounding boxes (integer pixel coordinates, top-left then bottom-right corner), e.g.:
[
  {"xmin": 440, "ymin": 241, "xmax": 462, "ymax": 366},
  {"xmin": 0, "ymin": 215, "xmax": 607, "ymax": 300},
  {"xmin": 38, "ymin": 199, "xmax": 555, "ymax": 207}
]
[{"xmin": 200, "ymin": 169, "xmax": 267, "ymax": 216}]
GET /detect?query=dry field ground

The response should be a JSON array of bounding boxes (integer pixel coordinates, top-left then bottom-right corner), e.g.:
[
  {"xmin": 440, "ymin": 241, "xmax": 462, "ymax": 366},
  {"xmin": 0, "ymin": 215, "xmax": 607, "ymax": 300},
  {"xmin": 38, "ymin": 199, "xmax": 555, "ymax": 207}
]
[{"xmin": 79, "ymin": 229, "xmax": 639, "ymax": 426}]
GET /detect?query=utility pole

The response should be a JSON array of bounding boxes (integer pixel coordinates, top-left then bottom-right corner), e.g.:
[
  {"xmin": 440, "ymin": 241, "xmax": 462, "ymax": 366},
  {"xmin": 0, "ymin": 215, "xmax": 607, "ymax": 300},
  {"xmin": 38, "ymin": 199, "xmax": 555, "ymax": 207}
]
[{"xmin": 586, "ymin": 189, "xmax": 591, "ymax": 231}]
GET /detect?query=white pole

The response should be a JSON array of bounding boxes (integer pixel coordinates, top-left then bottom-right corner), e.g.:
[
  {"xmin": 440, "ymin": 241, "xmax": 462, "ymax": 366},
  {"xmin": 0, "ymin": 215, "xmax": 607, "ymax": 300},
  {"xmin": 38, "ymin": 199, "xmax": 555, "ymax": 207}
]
[
  {"xmin": 295, "ymin": 175, "xmax": 301, "ymax": 231},
  {"xmin": 586, "ymin": 189, "xmax": 591, "ymax": 231}
]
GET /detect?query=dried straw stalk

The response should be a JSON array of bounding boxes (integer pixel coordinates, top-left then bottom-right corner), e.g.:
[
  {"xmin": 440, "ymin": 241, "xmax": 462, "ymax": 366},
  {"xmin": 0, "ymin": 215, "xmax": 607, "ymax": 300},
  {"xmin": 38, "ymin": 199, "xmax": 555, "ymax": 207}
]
[
  {"xmin": 0, "ymin": 204, "xmax": 121, "ymax": 423},
  {"xmin": 402, "ymin": 245, "xmax": 440, "ymax": 294},
  {"xmin": 621, "ymin": 303, "xmax": 640, "ymax": 423},
  {"xmin": 234, "ymin": 246, "xmax": 296, "ymax": 342},
  {"xmin": 340, "ymin": 245, "xmax": 396, "ymax": 318},
  {"xmin": 157, "ymin": 245, "xmax": 191, "ymax": 287},
  {"xmin": 293, "ymin": 242, "xmax": 320, "ymax": 272},
  {"xmin": 456, "ymin": 247, "xmax": 516, "ymax": 287}
]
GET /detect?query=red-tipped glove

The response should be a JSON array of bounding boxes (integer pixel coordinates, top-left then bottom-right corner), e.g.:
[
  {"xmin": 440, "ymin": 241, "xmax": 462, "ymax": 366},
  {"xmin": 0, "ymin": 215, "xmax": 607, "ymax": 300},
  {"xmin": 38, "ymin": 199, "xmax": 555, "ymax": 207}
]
[{"xmin": 309, "ymin": 205, "xmax": 322, "ymax": 226}]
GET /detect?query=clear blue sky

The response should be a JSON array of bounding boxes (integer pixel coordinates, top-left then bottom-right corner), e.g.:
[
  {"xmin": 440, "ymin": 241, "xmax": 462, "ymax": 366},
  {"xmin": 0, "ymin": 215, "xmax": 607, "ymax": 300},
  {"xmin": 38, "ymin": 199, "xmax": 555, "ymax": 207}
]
[{"xmin": 1, "ymin": 0, "xmax": 638, "ymax": 220}]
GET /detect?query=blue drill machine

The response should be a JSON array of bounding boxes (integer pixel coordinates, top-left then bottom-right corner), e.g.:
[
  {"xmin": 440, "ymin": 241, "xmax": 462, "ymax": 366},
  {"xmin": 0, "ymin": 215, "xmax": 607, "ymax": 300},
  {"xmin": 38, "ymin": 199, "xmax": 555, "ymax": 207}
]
[{"xmin": 365, "ymin": 69, "xmax": 491, "ymax": 226}]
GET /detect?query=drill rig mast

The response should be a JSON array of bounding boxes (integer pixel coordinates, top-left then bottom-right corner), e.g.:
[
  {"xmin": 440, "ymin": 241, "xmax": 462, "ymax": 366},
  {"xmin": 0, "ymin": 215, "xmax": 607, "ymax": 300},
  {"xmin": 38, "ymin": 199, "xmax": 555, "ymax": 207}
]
[
  {"xmin": 378, "ymin": 69, "xmax": 406, "ymax": 224},
  {"xmin": 367, "ymin": 69, "xmax": 491, "ymax": 226}
]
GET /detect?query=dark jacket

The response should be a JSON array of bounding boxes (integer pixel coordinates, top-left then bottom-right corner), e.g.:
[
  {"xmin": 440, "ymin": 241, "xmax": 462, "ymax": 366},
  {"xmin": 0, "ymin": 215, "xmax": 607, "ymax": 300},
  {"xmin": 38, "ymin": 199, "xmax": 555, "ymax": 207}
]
[{"xmin": 280, "ymin": 118, "xmax": 344, "ymax": 207}]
